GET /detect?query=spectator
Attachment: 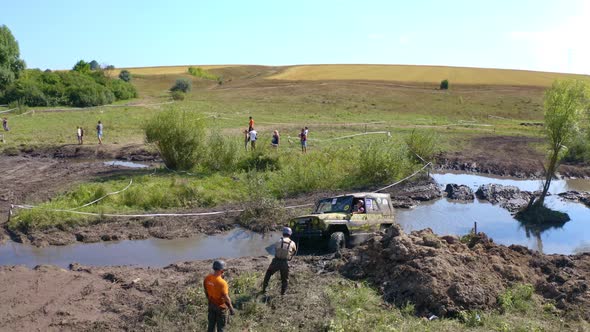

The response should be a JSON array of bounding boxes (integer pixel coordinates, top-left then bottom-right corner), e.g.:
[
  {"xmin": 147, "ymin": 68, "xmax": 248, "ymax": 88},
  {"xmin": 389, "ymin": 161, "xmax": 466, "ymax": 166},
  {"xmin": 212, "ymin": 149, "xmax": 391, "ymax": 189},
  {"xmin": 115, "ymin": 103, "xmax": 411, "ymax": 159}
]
[
  {"xmin": 249, "ymin": 128, "xmax": 257, "ymax": 150},
  {"xmin": 271, "ymin": 130, "xmax": 280, "ymax": 148}
]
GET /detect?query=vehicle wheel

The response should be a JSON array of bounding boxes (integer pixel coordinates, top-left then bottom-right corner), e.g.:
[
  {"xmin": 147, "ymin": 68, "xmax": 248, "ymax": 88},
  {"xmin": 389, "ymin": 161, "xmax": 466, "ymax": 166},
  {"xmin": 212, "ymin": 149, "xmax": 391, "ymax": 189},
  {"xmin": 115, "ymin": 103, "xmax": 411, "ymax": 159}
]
[{"xmin": 328, "ymin": 232, "xmax": 345, "ymax": 253}]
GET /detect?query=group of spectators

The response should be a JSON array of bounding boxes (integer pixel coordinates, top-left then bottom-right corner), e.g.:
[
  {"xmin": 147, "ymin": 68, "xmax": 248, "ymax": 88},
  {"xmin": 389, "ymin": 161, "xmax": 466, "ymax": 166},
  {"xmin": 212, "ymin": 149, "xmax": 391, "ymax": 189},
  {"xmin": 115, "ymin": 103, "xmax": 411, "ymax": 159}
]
[{"xmin": 244, "ymin": 116, "xmax": 309, "ymax": 153}]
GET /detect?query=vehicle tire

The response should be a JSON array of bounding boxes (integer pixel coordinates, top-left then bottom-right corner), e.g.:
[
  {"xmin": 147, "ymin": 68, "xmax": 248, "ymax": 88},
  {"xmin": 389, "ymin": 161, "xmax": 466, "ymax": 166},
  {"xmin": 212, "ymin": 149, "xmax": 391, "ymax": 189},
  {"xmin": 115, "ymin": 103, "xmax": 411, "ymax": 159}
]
[{"xmin": 328, "ymin": 232, "xmax": 345, "ymax": 253}]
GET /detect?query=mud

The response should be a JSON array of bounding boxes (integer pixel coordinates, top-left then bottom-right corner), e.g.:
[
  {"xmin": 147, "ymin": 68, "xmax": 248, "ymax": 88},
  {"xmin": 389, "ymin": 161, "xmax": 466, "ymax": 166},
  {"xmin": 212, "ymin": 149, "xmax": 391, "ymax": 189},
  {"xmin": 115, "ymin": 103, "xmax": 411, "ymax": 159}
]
[
  {"xmin": 437, "ymin": 136, "xmax": 590, "ymax": 179},
  {"xmin": 387, "ymin": 175, "xmax": 443, "ymax": 208},
  {"xmin": 444, "ymin": 184, "xmax": 475, "ymax": 201},
  {"xmin": 559, "ymin": 191, "xmax": 590, "ymax": 207},
  {"xmin": 475, "ymin": 184, "xmax": 537, "ymax": 212},
  {"xmin": 341, "ymin": 225, "xmax": 590, "ymax": 320},
  {"xmin": 0, "ymin": 256, "xmax": 335, "ymax": 331}
]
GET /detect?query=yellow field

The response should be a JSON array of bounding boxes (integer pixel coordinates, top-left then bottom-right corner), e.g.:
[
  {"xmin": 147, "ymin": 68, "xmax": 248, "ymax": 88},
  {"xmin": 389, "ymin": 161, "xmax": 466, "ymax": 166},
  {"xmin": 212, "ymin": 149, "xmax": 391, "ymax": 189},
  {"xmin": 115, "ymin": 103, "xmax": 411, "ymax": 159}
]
[
  {"xmin": 121, "ymin": 65, "xmax": 229, "ymax": 75},
  {"xmin": 268, "ymin": 64, "xmax": 590, "ymax": 87}
]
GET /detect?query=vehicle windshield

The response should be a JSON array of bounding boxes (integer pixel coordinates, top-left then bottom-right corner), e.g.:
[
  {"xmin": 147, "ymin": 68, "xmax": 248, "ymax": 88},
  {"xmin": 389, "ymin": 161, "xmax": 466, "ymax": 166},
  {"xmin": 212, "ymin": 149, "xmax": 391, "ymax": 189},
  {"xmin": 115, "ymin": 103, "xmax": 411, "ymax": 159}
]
[{"xmin": 314, "ymin": 196, "xmax": 353, "ymax": 214}]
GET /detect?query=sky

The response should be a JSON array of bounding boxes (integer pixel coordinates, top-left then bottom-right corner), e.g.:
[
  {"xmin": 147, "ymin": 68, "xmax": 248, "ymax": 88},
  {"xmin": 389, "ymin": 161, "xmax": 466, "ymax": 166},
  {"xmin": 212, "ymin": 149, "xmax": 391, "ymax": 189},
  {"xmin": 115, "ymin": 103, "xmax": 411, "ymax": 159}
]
[{"xmin": 1, "ymin": 0, "xmax": 589, "ymax": 74}]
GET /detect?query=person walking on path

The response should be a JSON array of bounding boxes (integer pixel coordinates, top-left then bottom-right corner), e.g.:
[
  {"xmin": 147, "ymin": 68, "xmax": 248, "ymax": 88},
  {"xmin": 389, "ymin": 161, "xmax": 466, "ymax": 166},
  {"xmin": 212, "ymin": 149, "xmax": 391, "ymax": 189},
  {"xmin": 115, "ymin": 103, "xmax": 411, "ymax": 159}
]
[
  {"xmin": 96, "ymin": 121, "xmax": 103, "ymax": 144},
  {"xmin": 249, "ymin": 128, "xmax": 257, "ymax": 150},
  {"xmin": 262, "ymin": 227, "xmax": 297, "ymax": 296},
  {"xmin": 299, "ymin": 128, "xmax": 307, "ymax": 153},
  {"xmin": 248, "ymin": 116, "xmax": 254, "ymax": 131},
  {"xmin": 243, "ymin": 129, "xmax": 249, "ymax": 151},
  {"xmin": 271, "ymin": 130, "xmax": 280, "ymax": 148},
  {"xmin": 204, "ymin": 260, "xmax": 235, "ymax": 332},
  {"xmin": 2, "ymin": 117, "xmax": 9, "ymax": 131}
]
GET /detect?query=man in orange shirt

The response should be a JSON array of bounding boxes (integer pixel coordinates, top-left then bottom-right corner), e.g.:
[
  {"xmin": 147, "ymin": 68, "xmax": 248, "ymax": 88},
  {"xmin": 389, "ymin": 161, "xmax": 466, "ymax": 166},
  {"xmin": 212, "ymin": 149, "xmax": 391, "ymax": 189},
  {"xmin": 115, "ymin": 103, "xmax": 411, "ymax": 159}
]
[
  {"xmin": 248, "ymin": 116, "xmax": 254, "ymax": 131},
  {"xmin": 203, "ymin": 260, "xmax": 235, "ymax": 332}
]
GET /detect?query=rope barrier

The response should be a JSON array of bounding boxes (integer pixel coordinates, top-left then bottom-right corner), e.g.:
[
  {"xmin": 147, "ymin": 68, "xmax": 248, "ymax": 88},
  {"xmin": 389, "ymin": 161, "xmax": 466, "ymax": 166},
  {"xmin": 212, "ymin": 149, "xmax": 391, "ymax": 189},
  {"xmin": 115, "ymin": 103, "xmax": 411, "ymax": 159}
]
[
  {"xmin": 373, "ymin": 162, "xmax": 432, "ymax": 193},
  {"xmin": 67, "ymin": 179, "xmax": 133, "ymax": 211},
  {"xmin": 0, "ymin": 108, "xmax": 17, "ymax": 114}
]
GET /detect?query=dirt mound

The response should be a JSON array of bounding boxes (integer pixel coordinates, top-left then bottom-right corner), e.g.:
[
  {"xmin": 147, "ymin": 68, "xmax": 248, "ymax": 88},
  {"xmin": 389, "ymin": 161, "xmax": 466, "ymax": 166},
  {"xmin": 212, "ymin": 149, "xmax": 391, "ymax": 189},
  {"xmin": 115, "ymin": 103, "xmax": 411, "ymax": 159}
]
[
  {"xmin": 444, "ymin": 184, "xmax": 474, "ymax": 200},
  {"xmin": 559, "ymin": 191, "xmax": 590, "ymax": 207},
  {"xmin": 341, "ymin": 225, "xmax": 590, "ymax": 319},
  {"xmin": 388, "ymin": 176, "xmax": 442, "ymax": 208},
  {"xmin": 476, "ymin": 184, "xmax": 535, "ymax": 212}
]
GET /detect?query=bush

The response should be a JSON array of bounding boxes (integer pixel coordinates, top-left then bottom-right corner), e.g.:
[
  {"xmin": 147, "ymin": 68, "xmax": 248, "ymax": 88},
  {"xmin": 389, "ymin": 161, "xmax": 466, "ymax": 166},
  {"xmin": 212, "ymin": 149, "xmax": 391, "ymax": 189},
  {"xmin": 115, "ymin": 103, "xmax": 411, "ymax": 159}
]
[
  {"xmin": 72, "ymin": 60, "xmax": 91, "ymax": 74},
  {"xmin": 2, "ymin": 78, "xmax": 48, "ymax": 106},
  {"xmin": 440, "ymin": 79, "xmax": 449, "ymax": 90},
  {"xmin": 171, "ymin": 78, "xmax": 192, "ymax": 93},
  {"xmin": 188, "ymin": 66, "xmax": 219, "ymax": 80},
  {"xmin": 238, "ymin": 150, "xmax": 280, "ymax": 172},
  {"xmin": 119, "ymin": 70, "xmax": 131, "ymax": 82},
  {"xmin": 498, "ymin": 284, "xmax": 534, "ymax": 313},
  {"xmin": 144, "ymin": 108, "xmax": 206, "ymax": 170},
  {"xmin": 356, "ymin": 139, "xmax": 414, "ymax": 187},
  {"xmin": 405, "ymin": 129, "xmax": 438, "ymax": 163},
  {"xmin": 563, "ymin": 132, "xmax": 590, "ymax": 163},
  {"xmin": 66, "ymin": 83, "xmax": 115, "ymax": 107},
  {"xmin": 205, "ymin": 131, "xmax": 240, "ymax": 172},
  {"xmin": 108, "ymin": 79, "xmax": 137, "ymax": 100},
  {"xmin": 170, "ymin": 90, "xmax": 185, "ymax": 101}
]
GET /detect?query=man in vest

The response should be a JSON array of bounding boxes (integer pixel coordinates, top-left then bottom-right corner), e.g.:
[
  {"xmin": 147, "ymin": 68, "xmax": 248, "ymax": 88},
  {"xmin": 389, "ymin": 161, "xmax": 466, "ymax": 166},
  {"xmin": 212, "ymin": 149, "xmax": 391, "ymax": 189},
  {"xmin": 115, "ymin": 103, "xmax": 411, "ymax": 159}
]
[
  {"xmin": 262, "ymin": 227, "xmax": 297, "ymax": 295},
  {"xmin": 204, "ymin": 260, "xmax": 235, "ymax": 332}
]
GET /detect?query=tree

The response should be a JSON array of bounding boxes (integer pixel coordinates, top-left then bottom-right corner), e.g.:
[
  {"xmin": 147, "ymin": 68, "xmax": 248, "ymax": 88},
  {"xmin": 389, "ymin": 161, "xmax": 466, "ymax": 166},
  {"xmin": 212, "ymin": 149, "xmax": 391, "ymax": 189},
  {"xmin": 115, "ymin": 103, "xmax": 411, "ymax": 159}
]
[
  {"xmin": 119, "ymin": 69, "xmax": 131, "ymax": 82},
  {"xmin": 72, "ymin": 60, "xmax": 91, "ymax": 74},
  {"xmin": 89, "ymin": 60, "xmax": 100, "ymax": 70},
  {"xmin": 440, "ymin": 79, "xmax": 449, "ymax": 90},
  {"xmin": 533, "ymin": 80, "xmax": 589, "ymax": 208},
  {"xmin": 0, "ymin": 25, "xmax": 26, "ymax": 91}
]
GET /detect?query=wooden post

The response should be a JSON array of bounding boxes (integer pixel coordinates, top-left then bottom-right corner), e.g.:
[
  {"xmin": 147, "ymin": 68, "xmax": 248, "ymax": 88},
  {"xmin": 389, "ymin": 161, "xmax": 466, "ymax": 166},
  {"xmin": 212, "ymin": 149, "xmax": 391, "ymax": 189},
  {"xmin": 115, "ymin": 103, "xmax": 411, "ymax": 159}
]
[{"xmin": 474, "ymin": 221, "xmax": 478, "ymax": 234}]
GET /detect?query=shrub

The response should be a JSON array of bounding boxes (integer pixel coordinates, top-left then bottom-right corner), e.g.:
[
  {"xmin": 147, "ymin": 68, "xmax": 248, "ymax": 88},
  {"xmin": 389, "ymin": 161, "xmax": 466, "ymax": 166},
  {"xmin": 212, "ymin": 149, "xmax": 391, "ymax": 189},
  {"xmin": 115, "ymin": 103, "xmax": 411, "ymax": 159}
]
[
  {"xmin": 89, "ymin": 60, "xmax": 100, "ymax": 70},
  {"xmin": 108, "ymin": 79, "xmax": 137, "ymax": 100},
  {"xmin": 119, "ymin": 70, "xmax": 131, "ymax": 82},
  {"xmin": 2, "ymin": 78, "xmax": 48, "ymax": 106},
  {"xmin": 205, "ymin": 131, "xmax": 240, "ymax": 172},
  {"xmin": 188, "ymin": 66, "xmax": 219, "ymax": 80},
  {"xmin": 238, "ymin": 150, "xmax": 280, "ymax": 172},
  {"xmin": 66, "ymin": 83, "xmax": 115, "ymax": 107},
  {"xmin": 498, "ymin": 284, "xmax": 534, "ymax": 313},
  {"xmin": 356, "ymin": 139, "xmax": 414, "ymax": 187},
  {"xmin": 440, "ymin": 79, "xmax": 449, "ymax": 90},
  {"xmin": 144, "ymin": 108, "xmax": 206, "ymax": 170},
  {"xmin": 405, "ymin": 129, "xmax": 438, "ymax": 163},
  {"xmin": 171, "ymin": 78, "xmax": 192, "ymax": 93},
  {"xmin": 170, "ymin": 90, "xmax": 185, "ymax": 101},
  {"xmin": 563, "ymin": 132, "xmax": 590, "ymax": 163}
]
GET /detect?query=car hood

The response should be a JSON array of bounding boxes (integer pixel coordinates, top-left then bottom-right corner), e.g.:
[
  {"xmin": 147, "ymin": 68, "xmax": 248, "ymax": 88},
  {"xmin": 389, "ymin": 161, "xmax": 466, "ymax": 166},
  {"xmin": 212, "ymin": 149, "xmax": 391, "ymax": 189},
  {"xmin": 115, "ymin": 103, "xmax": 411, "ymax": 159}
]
[{"xmin": 293, "ymin": 213, "xmax": 349, "ymax": 220}]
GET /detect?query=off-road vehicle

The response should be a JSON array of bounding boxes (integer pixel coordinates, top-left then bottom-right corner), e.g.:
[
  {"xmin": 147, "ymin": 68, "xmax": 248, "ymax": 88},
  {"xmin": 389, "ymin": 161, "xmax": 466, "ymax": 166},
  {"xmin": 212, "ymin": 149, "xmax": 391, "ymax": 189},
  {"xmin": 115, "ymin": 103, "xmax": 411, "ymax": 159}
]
[{"xmin": 289, "ymin": 192, "xmax": 394, "ymax": 252}]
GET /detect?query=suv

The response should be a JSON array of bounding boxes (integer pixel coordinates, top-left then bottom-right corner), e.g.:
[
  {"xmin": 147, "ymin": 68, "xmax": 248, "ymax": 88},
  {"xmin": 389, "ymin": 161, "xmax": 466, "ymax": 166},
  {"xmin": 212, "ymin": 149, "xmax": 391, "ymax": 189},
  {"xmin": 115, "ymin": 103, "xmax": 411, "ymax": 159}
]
[{"xmin": 289, "ymin": 193, "xmax": 395, "ymax": 252}]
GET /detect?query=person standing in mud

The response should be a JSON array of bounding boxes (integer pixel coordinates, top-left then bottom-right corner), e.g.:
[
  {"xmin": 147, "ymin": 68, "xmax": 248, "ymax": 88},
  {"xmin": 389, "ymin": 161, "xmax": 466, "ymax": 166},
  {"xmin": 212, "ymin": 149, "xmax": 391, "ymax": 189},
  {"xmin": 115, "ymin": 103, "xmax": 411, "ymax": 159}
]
[
  {"xmin": 262, "ymin": 227, "xmax": 297, "ymax": 295},
  {"xmin": 96, "ymin": 121, "xmax": 103, "ymax": 144},
  {"xmin": 204, "ymin": 260, "xmax": 235, "ymax": 332}
]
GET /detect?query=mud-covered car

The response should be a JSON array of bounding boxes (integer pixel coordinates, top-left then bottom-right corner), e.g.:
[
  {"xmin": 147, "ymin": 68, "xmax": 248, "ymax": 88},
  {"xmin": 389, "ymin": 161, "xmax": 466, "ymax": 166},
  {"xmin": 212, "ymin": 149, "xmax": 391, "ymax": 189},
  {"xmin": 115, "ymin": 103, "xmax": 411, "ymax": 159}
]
[{"xmin": 289, "ymin": 193, "xmax": 394, "ymax": 252}]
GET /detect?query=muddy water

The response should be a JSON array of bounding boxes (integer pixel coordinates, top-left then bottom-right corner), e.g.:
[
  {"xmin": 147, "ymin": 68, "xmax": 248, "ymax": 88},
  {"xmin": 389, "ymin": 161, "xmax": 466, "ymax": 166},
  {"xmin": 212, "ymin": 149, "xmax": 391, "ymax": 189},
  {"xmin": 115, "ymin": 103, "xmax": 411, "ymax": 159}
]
[
  {"xmin": 396, "ymin": 173, "xmax": 590, "ymax": 255},
  {"xmin": 0, "ymin": 228, "xmax": 279, "ymax": 268}
]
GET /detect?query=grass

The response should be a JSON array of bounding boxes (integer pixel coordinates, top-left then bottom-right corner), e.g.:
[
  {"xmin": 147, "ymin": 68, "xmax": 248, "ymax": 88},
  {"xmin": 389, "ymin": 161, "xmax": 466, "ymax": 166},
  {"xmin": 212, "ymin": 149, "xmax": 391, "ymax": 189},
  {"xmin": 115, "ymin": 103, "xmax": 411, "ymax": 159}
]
[
  {"xmin": 269, "ymin": 64, "xmax": 590, "ymax": 87},
  {"xmin": 141, "ymin": 274, "xmax": 587, "ymax": 332}
]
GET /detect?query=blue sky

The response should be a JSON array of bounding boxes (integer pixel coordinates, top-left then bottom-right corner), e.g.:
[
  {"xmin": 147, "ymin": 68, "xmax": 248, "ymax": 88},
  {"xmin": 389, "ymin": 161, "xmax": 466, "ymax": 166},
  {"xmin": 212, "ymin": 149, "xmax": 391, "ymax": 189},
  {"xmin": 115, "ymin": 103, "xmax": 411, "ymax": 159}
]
[{"xmin": 2, "ymin": 0, "xmax": 589, "ymax": 73}]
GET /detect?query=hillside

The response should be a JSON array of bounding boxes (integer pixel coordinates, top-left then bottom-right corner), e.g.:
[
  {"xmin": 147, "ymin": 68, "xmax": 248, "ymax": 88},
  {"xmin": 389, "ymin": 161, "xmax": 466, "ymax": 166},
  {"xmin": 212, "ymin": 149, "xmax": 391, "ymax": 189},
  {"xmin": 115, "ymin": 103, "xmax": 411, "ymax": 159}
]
[{"xmin": 267, "ymin": 64, "xmax": 590, "ymax": 87}]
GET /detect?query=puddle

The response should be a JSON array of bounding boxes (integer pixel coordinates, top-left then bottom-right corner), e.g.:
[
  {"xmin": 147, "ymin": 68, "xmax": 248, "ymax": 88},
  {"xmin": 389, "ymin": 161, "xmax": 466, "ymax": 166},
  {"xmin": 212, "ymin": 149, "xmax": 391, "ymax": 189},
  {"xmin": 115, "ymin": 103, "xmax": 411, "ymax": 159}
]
[
  {"xmin": 396, "ymin": 173, "xmax": 590, "ymax": 255},
  {"xmin": 0, "ymin": 228, "xmax": 280, "ymax": 268},
  {"xmin": 431, "ymin": 172, "xmax": 590, "ymax": 193},
  {"xmin": 104, "ymin": 160, "xmax": 149, "ymax": 168}
]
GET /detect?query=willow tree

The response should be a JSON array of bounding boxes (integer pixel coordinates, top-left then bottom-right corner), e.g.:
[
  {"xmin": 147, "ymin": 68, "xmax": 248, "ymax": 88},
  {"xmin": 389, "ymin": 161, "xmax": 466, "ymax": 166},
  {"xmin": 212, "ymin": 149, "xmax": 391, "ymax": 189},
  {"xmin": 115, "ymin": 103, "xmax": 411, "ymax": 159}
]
[{"xmin": 533, "ymin": 80, "xmax": 589, "ymax": 208}]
